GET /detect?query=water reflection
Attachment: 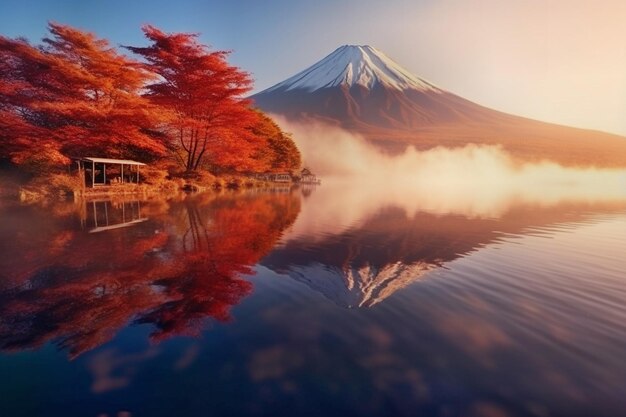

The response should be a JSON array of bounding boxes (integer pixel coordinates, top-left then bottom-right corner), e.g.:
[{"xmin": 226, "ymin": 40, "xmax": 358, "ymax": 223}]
[
  {"xmin": 0, "ymin": 191, "xmax": 300, "ymax": 357},
  {"xmin": 84, "ymin": 200, "xmax": 147, "ymax": 233},
  {"xmin": 2, "ymin": 182, "xmax": 626, "ymax": 355},
  {"xmin": 1, "ymin": 179, "xmax": 626, "ymax": 416},
  {"xmin": 264, "ymin": 200, "xmax": 626, "ymax": 307}
]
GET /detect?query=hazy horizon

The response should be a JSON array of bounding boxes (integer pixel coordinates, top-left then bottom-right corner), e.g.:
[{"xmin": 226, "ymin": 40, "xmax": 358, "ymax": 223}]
[{"xmin": 0, "ymin": 0, "xmax": 624, "ymax": 137}]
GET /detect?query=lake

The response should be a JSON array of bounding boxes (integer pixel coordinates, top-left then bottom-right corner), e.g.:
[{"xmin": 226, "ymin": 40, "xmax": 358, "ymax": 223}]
[{"xmin": 1, "ymin": 176, "xmax": 626, "ymax": 417}]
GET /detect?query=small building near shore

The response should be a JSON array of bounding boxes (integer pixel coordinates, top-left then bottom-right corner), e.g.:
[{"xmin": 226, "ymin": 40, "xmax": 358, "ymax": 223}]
[
  {"xmin": 300, "ymin": 168, "xmax": 320, "ymax": 184},
  {"xmin": 75, "ymin": 157, "xmax": 146, "ymax": 187},
  {"xmin": 271, "ymin": 173, "xmax": 292, "ymax": 183},
  {"xmin": 253, "ymin": 172, "xmax": 292, "ymax": 183}
]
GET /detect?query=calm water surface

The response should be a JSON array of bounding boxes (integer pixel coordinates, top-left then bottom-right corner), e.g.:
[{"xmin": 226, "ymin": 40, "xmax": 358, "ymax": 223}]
[{"xmin": 1, "ymin": 181, "xmax": 626, "ymax": 417}]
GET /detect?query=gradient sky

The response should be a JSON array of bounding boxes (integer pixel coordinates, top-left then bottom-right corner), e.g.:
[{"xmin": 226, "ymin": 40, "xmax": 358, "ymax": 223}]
[{"xmin": 1, "ymin": 0, "xmax": 625, "ymax": 136}]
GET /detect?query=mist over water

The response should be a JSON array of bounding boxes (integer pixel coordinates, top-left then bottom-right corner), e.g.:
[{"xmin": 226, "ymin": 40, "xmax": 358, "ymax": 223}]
[{"xmin": 275, "ymin": 117, "xmax": 626, "ymax": 227}]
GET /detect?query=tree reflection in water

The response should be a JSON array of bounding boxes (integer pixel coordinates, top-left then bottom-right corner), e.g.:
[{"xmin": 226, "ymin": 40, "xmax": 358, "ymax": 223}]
[{"xmin": 0, "ymin": 190, "xmax": 300, "ymax": 357}]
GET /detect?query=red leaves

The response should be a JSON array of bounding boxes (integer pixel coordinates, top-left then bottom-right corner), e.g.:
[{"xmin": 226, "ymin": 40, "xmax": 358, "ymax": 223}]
[
  {"xmin": 0, "ymin": 23, "xmax": 168, "ymax": 166},
  {"xmin": 1, "ymin": 23, "xmax": 301, "ymax": 175},
  {"xmin": 248, "ymin": 110, "xmax": 302, "ymax": 173},
  {"xmin": 127, "ymin": 26, "xmax": 268, "ymax": 172}
]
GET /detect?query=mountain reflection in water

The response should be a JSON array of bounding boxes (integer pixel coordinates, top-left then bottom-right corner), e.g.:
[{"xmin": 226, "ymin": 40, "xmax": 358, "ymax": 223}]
[
  {"xmin": 0, "ymin": 178, "xmax": 626, "ymax": 417},
  {"xmin": 264, "ymin": 203, "xmax": 626, "ymax": 307},
  {"xmin": 265, "ymin": 176, "xmax": 626, "ymax": 308}
]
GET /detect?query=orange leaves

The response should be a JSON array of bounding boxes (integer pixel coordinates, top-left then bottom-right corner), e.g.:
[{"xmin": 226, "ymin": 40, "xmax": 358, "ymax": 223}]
[
  {"xmin": 127, "ymin": 26, "xmax": 263, "ymax": 172},
  {"xmin": 248, "ymin": 110, "xmax": 302, "ymax": 173},
  {"xmin": 0, "ymin": 23, "xmax": 302, "ymax": 176},
  {"xmin": 0, "ymin": 23, "xmax": 168, "ymax": 166}
]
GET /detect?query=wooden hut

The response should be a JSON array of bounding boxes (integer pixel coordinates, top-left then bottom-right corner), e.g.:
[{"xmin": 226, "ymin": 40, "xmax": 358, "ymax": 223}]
[
  {"xmin": 271, "ymin": 173, "xmax": 292, "ymax": 183},
  {"xmin": 300, "ymin": 168, "xmax": 321, "ymax": 184},
  {"xmin": 75, "ymin": 157, "xmax": 146, "ymax": 187},
  {"xmin": 253, "ymin": 172, "xmax": 292, "ymax": 183}
]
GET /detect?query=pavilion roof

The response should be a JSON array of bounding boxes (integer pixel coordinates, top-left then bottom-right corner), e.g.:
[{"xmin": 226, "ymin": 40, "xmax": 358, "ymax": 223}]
[{"xmin": 80, "ymin": 157, "xmax": 146, "ymax": 166}]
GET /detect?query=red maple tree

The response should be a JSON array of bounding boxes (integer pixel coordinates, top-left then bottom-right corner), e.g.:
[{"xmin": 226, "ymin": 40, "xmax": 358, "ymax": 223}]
[
  {"xmin": 126, "ymin": 26, "xmax": 264, "ymax": 173},
  {"xmin": 248, "ymin": 110, "xmax": 302, "ymax": 173},
  {"xmin": 0, "ymin": 23, "xmax": 168, "ymax": 169}
]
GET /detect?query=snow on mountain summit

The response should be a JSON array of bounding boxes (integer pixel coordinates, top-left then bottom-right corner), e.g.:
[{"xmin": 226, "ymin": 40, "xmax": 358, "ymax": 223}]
[{"xmin": 263, "ymin": 45, "xmax": 441, "ymax": 93}]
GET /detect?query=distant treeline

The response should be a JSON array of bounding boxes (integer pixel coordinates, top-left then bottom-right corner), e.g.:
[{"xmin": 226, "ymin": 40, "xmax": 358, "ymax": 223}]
[{"xmin": 0, "ymin": 23, "xmax": 301, "ymax": 175}]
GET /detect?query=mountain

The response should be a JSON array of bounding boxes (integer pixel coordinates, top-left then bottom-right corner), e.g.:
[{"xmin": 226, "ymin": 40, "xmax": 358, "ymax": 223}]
[{"xmin": 251, "ymin": 45, "xmax": 626, "ymax": 166}]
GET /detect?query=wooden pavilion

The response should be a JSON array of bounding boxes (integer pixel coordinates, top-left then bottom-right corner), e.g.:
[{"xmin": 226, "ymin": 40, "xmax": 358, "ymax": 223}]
[
  {"xmin": 75, "ymin": 157, "xmax": 146, "ymax": 187},
  {"xmin": 300, "ymin": 168, "xmax": 321, "ymax": 185},
  {"xmin": 253, "ymin": 172, "xmax": 292, "ymax": 183}
]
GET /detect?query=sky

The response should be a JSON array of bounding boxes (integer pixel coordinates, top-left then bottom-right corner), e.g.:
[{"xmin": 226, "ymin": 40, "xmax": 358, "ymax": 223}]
[{"xmin": 1, "ymin": 0, "xmax": 625, "ymax": 136}]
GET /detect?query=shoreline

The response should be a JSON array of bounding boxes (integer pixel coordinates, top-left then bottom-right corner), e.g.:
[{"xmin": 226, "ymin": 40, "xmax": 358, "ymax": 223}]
[{"xmin": 0, "ymin": 173, "xmax": 304, "ymax": 205}]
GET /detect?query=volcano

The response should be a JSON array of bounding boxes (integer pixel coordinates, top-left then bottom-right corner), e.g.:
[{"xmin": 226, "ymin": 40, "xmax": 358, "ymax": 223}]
[{"xmin": 251, "ymin": 45, "xmax": 626, "ymax": 166}]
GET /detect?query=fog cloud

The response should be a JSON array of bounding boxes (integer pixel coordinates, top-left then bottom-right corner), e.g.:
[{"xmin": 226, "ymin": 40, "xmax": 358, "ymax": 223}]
[{"xmin": 273, "ymin": 117, "xmax": 626, "ymax": 234}]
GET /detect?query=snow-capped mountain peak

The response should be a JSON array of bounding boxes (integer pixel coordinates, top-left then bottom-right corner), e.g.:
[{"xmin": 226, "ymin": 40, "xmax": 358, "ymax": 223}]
[{"xmin": 263, "ymin": 45, "xmax": 441, "ymax": 93}]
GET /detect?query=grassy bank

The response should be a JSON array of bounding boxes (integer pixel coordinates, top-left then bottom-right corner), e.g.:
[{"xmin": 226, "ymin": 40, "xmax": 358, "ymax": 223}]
[{"xmin": 1, "ymin": 169, "xmax": 289, "ymax": 204}]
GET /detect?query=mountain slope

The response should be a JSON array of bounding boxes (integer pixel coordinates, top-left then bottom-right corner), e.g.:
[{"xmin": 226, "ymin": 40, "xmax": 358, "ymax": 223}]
[{"xmin": 252, "ymin": 45, "xmax": 626, "ymax": 166}]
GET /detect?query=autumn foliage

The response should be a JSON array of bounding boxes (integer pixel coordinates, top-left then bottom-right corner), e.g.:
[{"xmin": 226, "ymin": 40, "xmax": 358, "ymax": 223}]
[
  {"xmin": 0, "ymin": 23, "xmax": 168, "ymax": 170},
  {"xmin": 249, "ymin": 110, "xmax": 302, "ymax": 172},
  {"xmin": 127, "ymin": 26, "xmax": 260, "ymax": 173},
  {"xmin": 0, "ymin": 23, "xmax": 299, "ymax": 175}
]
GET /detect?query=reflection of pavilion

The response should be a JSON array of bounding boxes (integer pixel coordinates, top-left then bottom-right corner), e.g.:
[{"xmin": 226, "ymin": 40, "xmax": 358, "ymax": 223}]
[
  {"xmin": 299, "ymin": 183, "xmax": 319, "ymax": 198},
  {"xmin": 84, "ymin": 200, "xmax": 148, "ymax": 233}
]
